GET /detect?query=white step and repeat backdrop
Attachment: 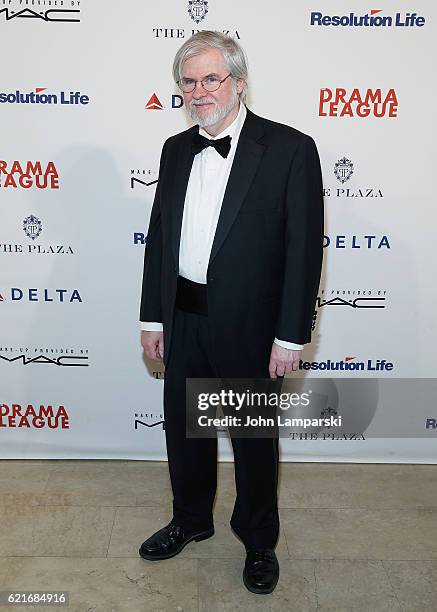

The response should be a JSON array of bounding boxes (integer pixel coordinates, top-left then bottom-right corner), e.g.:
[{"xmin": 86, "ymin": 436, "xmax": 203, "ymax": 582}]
[{"xmin": 1, "ymin": 1, "xmax": 436, "ymax": 462}]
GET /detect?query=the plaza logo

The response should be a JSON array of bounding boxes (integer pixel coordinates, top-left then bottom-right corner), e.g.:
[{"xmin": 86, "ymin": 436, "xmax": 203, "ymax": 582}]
[
  {"xmin": 0, "ymin": 402, "xmax": 69, "ymax": 429},
  {"xmin": 0, "ymin": 216, "xmax": 74, "ymax": 256},
  {"xmin": 323, "ymin": 234, "xmax": 390, "ymax": 249},
  {"xmin": 324, "ymin": 157, "xmax": 383, "ymax": 199},
  {"xmin": 152, "ymin": 0, "xmax": 240, "ymax": 39},
  {"xmin": 0, "ymin": 161, "xmax": 59, "ymax": 189},
  {"xmin": 130, "ymin": 169, "xmax": 158, "ymax": 190},
  {"xmin": 0, "ymin": 88, "xmax": 89, "ymax": 106},
  {"xmin": 145, "ymin": 93, "xmax": 183, "ymax": 110},
  {"xmin": 319, "ymin": 88, "xmax": 398, "ymax": 118},
  {"xmin": 310, "ymin": 9, "xmax": 425, "ymax": 28},
  {"xmin": 0, "ymin": 345, "xmax": 89, "ymax": 367},
  {"xmin": 0, "ymin": 1, "xmax": 81, "ymax": 23},
  {"xmin": 188, "ymin": 0, "xmax": 208, "ymax": 24}
]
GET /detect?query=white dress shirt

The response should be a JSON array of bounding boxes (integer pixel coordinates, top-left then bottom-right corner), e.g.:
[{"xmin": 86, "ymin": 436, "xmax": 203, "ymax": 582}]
[{"xmin": 140, "ymin": 102, "xmax": 303, "ymax": 351}]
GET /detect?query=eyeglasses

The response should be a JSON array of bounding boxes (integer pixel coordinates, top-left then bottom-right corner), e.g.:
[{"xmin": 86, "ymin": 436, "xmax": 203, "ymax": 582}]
[{"xmin": 177, "ymin": 73, "xmax": 232, "ymax": 93}]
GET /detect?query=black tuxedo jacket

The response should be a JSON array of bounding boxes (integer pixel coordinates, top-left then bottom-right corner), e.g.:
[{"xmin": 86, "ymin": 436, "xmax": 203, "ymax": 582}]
[{"xmin": 140, "ymin": 106, "xmax": 324, "ymax": 376}]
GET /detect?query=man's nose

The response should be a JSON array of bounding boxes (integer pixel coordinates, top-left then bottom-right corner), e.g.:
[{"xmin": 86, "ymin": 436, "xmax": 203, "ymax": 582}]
[{"xmin": 192, "ymin": 81, "xmax": 207, "ymax": 99}]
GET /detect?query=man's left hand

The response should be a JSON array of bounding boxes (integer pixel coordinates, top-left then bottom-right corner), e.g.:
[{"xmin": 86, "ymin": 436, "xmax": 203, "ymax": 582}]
[{"xmin": 269, "ymin": 343, "xmax": 301, "ymax": 379}]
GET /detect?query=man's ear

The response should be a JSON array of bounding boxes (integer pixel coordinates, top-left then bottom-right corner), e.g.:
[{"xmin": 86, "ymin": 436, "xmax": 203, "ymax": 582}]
[{"xmin": 236, "ymin": 78, "xmax": 244, "ymax": 94}]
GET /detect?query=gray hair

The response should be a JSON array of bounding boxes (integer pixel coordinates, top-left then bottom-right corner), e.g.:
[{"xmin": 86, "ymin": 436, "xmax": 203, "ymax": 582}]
[{"xmin": 173, "ymin": 31, "xmax": 249, "ymax": 103}]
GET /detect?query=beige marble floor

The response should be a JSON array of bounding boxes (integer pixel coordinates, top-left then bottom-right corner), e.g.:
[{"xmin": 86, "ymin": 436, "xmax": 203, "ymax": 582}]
[{"xmin": 1, "ymin": 459, "xmax": 437, "ymax": 611}]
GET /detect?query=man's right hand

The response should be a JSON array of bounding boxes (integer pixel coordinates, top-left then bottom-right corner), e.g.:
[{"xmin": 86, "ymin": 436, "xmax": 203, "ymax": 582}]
[{"xmin": 141, "ymin": 330, "xmax": 164, "ymax": 361}]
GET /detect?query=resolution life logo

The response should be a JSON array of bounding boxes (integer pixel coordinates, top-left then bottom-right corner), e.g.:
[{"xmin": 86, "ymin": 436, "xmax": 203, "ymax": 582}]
[
  {"xmin": 300, "ymin": 357, "xmax": 394, "ymax": 371},
  {"xmin": 319, "ymin": 88, "xmax": 398, "ymax": 118},
  {"xmin": 0, "ymin": 88, "xmax": 89, "ymax": 105},
  {"xmin": 310, "ymin": 10, "xmax": 425, "ymax": 28},
  {"xmin": 0, "ymin": 161, "xmax": 59, "ymax": 189}
]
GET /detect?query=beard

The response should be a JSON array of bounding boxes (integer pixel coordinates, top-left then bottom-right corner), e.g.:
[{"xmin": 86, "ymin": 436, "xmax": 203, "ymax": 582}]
[{"xmin": 188, "ymin": 80, "xmax": 239, "ymax": 128}]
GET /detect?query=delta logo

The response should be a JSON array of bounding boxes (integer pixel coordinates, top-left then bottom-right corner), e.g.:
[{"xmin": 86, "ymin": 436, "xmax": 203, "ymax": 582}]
[
  {"xmin": 0, "ymin": 87, "xmax": 89, "ymax": 105},
  {"xmin": 310, "ymin": 10, "xmax": 425, "ymax": 28},
  {"xmin": 1, "ymin": 288, "xmax": 82, "ymax": 303},
  {"xmin": 145, "ymin": 92, "xmax": 183, "ymax": 110},
  {"xmin": 299, "ymin": 357, "xmax": 394, "ymax": 371},
  {"xmin": 319, "ymin": 88, "xmax": 398, "ymax": 118},
  {"xmin": 0, "ymin": 161, "xmax": 59, "ymax": 189}
]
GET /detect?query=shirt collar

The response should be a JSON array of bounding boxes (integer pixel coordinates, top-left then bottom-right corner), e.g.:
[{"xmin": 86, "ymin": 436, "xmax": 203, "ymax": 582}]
[{"xmin": 198, "ymin": 102, "xmax": 247, "ymax": 144}]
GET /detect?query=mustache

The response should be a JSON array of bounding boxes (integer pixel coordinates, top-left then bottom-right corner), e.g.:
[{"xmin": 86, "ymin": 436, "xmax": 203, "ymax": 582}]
[{"xmin": 190, "ymin": 99, "xmax": 216, "ymax": 107}]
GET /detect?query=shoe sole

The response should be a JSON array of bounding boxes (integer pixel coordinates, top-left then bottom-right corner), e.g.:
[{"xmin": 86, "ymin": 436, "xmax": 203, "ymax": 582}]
[
  {"xmin": 243, "ymin": 567, "xmax": 279, "ymax": 594},
  {"xmin": 138, "ymin": 527, "xmax": 214, "ymax": 561}
]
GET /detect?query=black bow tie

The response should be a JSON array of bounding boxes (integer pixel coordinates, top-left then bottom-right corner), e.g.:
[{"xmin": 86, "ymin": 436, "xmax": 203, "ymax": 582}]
[{"xmin": 192, "ymin": 132, "xmax": 232, "ymax": 159}]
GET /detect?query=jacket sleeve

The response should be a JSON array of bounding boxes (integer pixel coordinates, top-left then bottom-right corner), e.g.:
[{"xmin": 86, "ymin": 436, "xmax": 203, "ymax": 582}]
[
  {"xmin": 275, "ymin": 134, "xmax": 324, "ymax": 344},
  {"xmin": 139, "ymin": 139, "xmax": 169, "ymax": 323}
]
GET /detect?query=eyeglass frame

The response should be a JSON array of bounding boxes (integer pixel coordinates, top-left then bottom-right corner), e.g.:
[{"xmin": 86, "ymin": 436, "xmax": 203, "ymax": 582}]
[{"xmin": 177, "ymin": 73, "xmax": 233, "ymax": 93}]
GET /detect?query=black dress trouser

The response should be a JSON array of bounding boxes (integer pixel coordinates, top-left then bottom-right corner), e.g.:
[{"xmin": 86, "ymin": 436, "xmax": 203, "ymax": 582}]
[{"xmin": 163, "ymin": 300, "xmax": 281, "ymax": 551}]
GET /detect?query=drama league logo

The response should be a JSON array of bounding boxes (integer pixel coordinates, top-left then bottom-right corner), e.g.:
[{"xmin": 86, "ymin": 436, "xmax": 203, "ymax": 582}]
[
  {"xmin": 319, "ymin": 88, "xmax": 398, "ymax": 118},
  {"xmin": 0, "ymin": 161, "xmax": 59, "ymax": 189},
  {"xmin": 0, "ymin": 403, "xmax": 69, "ymax": 429},
  {"xmin": 23, "ymin": 215, "xmax": 42, "ymax": 240},
  {"xmin": 0, "ymin": 87, "xmax": 89, "ymax": 105},
  {"xmin": 188, "ymin": 0, "xmax": 209, "ymax": 24},
  {"xmin": 0, "ymin": 0, "xmax": 81, "ymax": 23}
]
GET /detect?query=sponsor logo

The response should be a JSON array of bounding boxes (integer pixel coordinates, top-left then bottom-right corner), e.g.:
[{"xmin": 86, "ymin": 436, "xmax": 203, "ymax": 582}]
[
  {"xmin": 323, "ymin": 234, "xmax": 390, "ymax": 249},
  {"xmin": 300, "ymin": 357, "xmax": 394, "ymax": 371},
  {"xmin": 0, "ymin": 0, "xmax": 81, "ymax": 23},
  {"xmin": 0, "ymin": 403, "xmax": 69, "ymax": 429},
  {"xmin": 0, "ymin": 88, "xmax": 89, "ymax": 105},
  {"xmin": 0, "ymin": 345, "xmax": 89, "ymax": 367},
  {"xmin": 426, "ymin": 419, "xmax": 437, "ymax": 430},
  {"xmin": 319, "ymin": 88, "xmax": 398, "ymax": 118},
  {"xmin": 312, "ymin": 288, "xmax": 387, "ymax": 330},
  {"xmin": 134, "ymin": 232, "xmax": 147, "ymax": 245},
  {"xmin": 324, "ymin": 157, "xmax": 383, "ymax": 199},
  {"xmin": 310, "ymin": 10, "xmax": 425, "ymax": 28},
  {"xmin": 0, "ymin": 217, "xmax": 75, "ymax": 255},
  {"xmin": 1, "ymin": 288, "xmax": 83, "ymax": 303},
  {"xmin": 188, "ymin": 0, "xmax": 208, "ymax": 24},
  {"xmin": 0, "ymin": 160, "xmax": 59, "ymax": 189},
  {"xmin": 145, "ymin": 93, "xmax": 183, "ymax": 110},
  {"xmin": 152, "ymin": 0, "xmax": 240, "ymax": 39},
  {"xmin": 130, "ymin": 169, "xmax": 158, "ymax": 190},
  {"xmin": 135, "ymin": 411, "xmax": 165, "ymax": 430}
]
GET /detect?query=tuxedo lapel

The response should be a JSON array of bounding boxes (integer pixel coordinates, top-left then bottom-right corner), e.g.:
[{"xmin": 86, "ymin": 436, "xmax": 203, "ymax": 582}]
[
  {"xmin": 170, "ymin": 127, "xmax": 196, "ymax": 268},
  {"xmin": 208, "ymin": 109, "xmax": 266, "ymax": 266}
]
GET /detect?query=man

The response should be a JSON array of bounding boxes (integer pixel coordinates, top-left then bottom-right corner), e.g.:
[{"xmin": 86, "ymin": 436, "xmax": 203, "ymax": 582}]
[{"xmin": 138, "ymin": 31, "xmax": 324, "ymax": 595}]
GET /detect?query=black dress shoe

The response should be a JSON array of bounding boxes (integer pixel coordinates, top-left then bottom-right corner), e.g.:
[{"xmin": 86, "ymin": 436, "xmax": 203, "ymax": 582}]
[
  {"xmin": 139, "ymin": 520, "xmax": 214, "ymax": 561},
  {"xmin": 243, "ymin": 548, "xmax": 279, "ymax": 594}
]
